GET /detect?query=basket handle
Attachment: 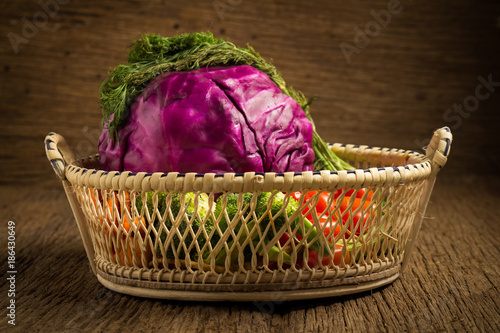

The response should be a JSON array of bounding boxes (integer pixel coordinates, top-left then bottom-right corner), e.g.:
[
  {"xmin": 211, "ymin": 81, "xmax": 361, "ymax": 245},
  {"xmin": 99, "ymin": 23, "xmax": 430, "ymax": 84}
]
[
  {"xmin": 44, "ymin": 132, "xmax": 96, "ymax": 274},
  {"xmin": 402, "ymin": 126, "xmax": 452, "ymax": 272},
  {"xmin": 424, "ymin": 126, "xmax": 453, "ymax": 176},
  {"xmin": 45, "ymin": 132, "xmax": 76, "ymax": 180}
]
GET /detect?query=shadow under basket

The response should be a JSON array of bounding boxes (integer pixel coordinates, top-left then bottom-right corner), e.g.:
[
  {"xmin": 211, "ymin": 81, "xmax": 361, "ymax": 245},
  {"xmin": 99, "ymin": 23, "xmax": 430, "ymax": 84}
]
[{"xmin": 45, "ymin": 127, "xmax": 452, "ymax": 302}]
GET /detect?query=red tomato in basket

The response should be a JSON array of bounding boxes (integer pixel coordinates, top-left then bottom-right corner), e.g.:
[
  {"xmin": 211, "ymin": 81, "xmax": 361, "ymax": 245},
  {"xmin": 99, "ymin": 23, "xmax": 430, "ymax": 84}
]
[
  {"xmin": 305, "ymin": 250, "xmax": 330, "ymax": 268},
  {"xmin": 291, "ymin": 191, "xmax": 330, "ymax": 212},
  {"xmin": 337, "ymin": 195, "xmax": 374, "ymax": 236},
  {"xmin": 290, "ymin": 191, "xmax": 313, "ymax": 220},
  {"xmin": 306, "ymin": 191, "xmax": 330, "ymax": 215},
  {"xmin": 333, "ymin": 244, "xmax": 350, "ymax": 266},
  {"xmin": 290, "ymin": 191, "xmax": 301, "ymax": 201},
  {"xmin": 339, "ymin": 196, "xmax": 373, "ymax": 212},
  {"xmin": 334, "ymin": 188, "xmax": 373, "ymax": 201},
  {"xmin": 296, "ymin": 215, "xmax": 334, "ymax": 241},
  {"xmin": 278, "ymin": 232, "xmax": 292, "ymax": 246},
  {"xmin": 342, "ymin": 210, "xmax": 371, "ymax": 236},
  {"xmin": 301, "ymin": 245, "xmax": 350, "ymax": 268},
  {"xmin": 291, "ymin": 191, "xmax": 331, "ymax": 221},
  {"xmin": 321, "ymin": 219, "xmax": 342, "ymax": 243}
]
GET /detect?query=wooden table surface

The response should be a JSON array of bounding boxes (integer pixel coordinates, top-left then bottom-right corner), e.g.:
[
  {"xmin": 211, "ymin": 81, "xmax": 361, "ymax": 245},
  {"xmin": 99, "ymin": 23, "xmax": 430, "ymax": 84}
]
[
  {"xmin": 1, "ymin": 175, "xmax": 499, "ymax": 332},
  {"xmin": 1, "ymin": 0, "xmax": 499, "ymax": 332}
]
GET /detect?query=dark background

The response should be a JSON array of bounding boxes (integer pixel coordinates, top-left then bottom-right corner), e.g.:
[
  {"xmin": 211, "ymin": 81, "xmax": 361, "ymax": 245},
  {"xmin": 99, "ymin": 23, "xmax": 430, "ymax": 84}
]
[
  {"xmin": 1, "ymin": 0, "xmax": 499, "ymax": 186},
  {"xmin": 1, "ymin": 1, "xmax": 499, "ymax": 331}
]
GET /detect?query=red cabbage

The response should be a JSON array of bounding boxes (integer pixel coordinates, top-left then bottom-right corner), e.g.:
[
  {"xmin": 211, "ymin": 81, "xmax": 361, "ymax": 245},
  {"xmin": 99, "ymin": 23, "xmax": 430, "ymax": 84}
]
[{"xmin": 98, "ymin": 65, "xmax": 314, "ymax": 174}]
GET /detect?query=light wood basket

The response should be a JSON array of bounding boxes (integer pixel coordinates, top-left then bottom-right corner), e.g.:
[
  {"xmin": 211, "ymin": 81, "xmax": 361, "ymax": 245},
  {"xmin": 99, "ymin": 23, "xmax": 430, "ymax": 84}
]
[{"xmin": 45, "ymin": 127, "xmax": 452, "ymax": 301}]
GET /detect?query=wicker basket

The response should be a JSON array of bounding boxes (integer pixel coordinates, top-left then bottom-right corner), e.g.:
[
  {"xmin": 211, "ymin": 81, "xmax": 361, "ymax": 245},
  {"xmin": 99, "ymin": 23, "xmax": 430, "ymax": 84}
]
[{"xmin": 45, "ymin": 127, "xmax": 452, "ymax": 301}]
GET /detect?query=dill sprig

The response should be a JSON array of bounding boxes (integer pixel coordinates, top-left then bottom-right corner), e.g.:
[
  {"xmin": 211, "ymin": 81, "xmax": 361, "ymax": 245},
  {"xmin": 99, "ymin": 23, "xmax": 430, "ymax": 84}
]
[{"xmin": 99, "ymin": 32, "xmax": 353, "ymax": 171}]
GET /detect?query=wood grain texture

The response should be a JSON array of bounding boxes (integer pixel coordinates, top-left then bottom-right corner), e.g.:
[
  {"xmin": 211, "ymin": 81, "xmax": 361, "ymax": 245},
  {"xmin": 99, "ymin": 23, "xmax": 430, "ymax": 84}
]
[
  {"xmin": 1, "ymin": 0, "xmax": 500, "ymax": 331},
  {"xmin": 0, "ymin": 0, "xmax": 499, "ymax": 187},
  {"xmin": 0, "ymin": 176, "xmax": 499, "ymax": 332}
]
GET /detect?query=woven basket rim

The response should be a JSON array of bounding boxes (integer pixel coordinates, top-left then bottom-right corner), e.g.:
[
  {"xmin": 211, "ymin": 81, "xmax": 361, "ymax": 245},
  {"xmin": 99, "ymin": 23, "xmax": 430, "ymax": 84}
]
[{"xmin": 64, "ymin": 144, "xmax": 432, "ymax": 192}]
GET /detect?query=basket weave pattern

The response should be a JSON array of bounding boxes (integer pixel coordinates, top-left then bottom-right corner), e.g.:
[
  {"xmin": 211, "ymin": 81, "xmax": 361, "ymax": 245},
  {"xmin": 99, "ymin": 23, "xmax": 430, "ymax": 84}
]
[{"xmin": 45, "ymin": 127, "xmax": 451, "ymax": 299}]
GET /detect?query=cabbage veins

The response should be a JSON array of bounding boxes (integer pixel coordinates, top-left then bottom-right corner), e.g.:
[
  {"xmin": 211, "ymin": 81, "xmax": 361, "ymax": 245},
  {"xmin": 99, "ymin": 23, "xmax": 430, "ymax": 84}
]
[{"xmin": 98, "ymin": 65, "xmax": 315, "ymax": 174}]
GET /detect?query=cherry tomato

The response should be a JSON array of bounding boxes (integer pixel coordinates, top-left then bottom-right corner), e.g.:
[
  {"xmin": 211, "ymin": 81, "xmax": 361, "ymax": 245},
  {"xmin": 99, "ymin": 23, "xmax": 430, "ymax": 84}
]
[
  {"xmin": 332, "ymin": 244, "xmax": 350, "ymax": 266},
  {"xmin": 337, "ymin": 195, "xmax": 374, "ymax": 236},
  {"xmin": 303, "ymin": 244, "xmax": 350, "ymax": 268},
  {"xmin": 349, "ymin": 188, "xmax": 372, "ymax": 199},
  {"xmin": 342, "ymin": 210, "xmax": 371, "ymax": 235},
  {"xmin": 278, "ymin": 232, "xmax": 292, "ymax": 247},
  {"xmin": 334, "ymin": 188, "xmax": 373, "ymax": 200},
  {"xmin": 304, "ymin": 249, "xmax": 330, "ymax": 268},
  {"xmin": 334, "ymin": 188, "xmax": 353, "ymax": 200},
  {"xmin": 305, "ymin": 191, "xmax": 330, "ymax": 215},
  {"xmin": 291, "ymin": 191, "xmax": 315, "ymax": 220},
  {"xmin": 290, "ymin": 191, "xmax": 302, "ymax": 201},
  {"xmin": 339, "ymin": 196, "xmax": 372, "ymax": 212},
  {"xmin": 295, "ymin": 215, "xmax": 330, "ymax": 241},
  {"xmin": 321, "ymin": 219, "xmax": 341, "ymax": 243},
  {"xmin": 304, "ymin": 215, "xmax": 340, "ymax": 243},
  {"xmin": 291, "ymin": 191, "xmax": 331, "ymax": 218}
]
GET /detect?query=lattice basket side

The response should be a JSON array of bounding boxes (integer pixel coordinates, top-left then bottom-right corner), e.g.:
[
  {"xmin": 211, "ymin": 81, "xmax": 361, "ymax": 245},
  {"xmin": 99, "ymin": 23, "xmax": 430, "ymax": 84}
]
[{"xmin": 71, "ymin": 183, "xmax": 424, "ymax": 282}]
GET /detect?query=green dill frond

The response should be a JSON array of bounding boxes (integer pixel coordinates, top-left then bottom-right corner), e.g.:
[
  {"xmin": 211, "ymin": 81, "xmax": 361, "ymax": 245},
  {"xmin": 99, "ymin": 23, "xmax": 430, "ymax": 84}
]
[{"xmin": 127, "ymin": 32, "xmax": 225, "ymax": 64}]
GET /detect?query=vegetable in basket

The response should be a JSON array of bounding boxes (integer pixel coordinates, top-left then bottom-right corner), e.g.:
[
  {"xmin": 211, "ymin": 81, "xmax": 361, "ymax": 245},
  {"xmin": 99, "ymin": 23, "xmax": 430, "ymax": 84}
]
[
  {"xmin": 294, "ymin": 188, "xmax": 376, "ymax": 237},
  {"xmin": 136, "ymin": 191, "xmax": 213, "ymax": 260},
  {"xmin": 98, "ymin": 32, "xmax": 354, "ymax": 174},
  {"xmin": 101, "ymin": 188, "xmax": 380, "ymax": 269},
  {"xmin": 133, "ymin": 190, "xmax": 326, "ymax": 267},
  {"xmin": 134, "ymin": 191, "xmax": 290, "ymax": 264},
  {"xmin": 212, "ymin": 191, "xmax": 302, "ymax": 266},
  {"xmin": 88, "ymin": 189, "xmax": 152, "ymax": 267}
]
